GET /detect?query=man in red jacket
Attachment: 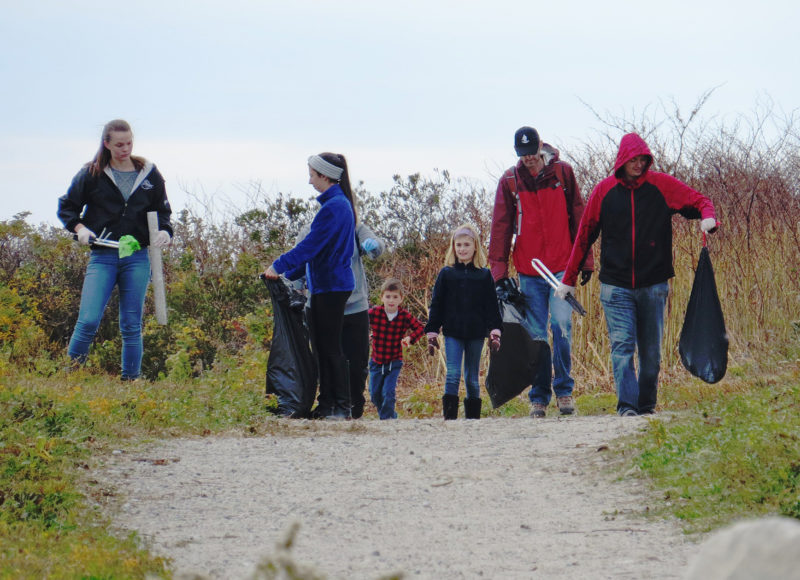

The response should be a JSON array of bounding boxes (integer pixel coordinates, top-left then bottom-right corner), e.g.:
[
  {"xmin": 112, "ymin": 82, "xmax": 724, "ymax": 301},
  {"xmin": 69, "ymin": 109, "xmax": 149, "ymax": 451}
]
[
  {"xmin": 489, "ymin": 126, "xmax": 593, "ymax": 418},
  {"xmin": 557, "ymin": 133, "xmax": 717, "ymax": 416}
]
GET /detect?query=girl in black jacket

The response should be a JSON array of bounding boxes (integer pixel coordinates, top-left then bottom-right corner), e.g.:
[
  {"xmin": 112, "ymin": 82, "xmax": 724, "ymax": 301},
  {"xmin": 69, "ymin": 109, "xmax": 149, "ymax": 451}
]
[
  {"xmin": 57, "ymin": 119, "xmax": 173, "ymax": 380},
  {"xmin": 425, "ymin": 224, "xmax": 502, "ymax": 419}
]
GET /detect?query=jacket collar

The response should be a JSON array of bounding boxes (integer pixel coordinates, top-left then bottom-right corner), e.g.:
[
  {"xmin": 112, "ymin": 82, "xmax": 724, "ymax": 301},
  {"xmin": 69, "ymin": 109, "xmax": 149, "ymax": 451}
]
[
  {"xmin": 454, "ymin": 261, "xmax": 477, "ymax": 271},
  {"xmin": 317, "ymin": 183, "xmax": 343, "ymax": 204},
  {"xmin": 617, "ymin": 173, "xmax": 648, "ymax": 189},
  {"xmin": 104, "ymin": 160, "xmax": 154, "ymax": 192}
]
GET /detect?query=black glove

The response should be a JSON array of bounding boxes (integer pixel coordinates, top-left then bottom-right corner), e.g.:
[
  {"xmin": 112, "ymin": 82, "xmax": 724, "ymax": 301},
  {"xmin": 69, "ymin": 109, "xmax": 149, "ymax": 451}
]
[
  {"xmin": 495, "ymin": 277, "xmax": 522, "ymax": 304},
  {"xmin": 580, "ymin": 270, "xmax": 593, "ymax": 286},
  {"xmin": 427, "ymin": 336, "xmax": 439, "ymax": 356}
]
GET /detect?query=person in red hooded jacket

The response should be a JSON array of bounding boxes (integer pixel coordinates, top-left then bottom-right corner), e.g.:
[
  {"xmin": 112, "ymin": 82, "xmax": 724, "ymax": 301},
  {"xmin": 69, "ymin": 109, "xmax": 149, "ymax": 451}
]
[
  {"xmin": 556, "ymin": 133, "xmax": 717, "ymax": 416},
  {"xmin": 489, "ymin": 126, "xmax": 593, "ymax": 418}
]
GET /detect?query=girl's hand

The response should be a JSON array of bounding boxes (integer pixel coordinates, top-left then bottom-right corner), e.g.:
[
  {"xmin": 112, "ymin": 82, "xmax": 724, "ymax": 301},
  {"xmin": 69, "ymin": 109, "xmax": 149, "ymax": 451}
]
[
  {"xmin": 401, "ymin": 336, "xmax": 412, "ymax": 348},
  {"xmin": 152, "ymin": 230, "xmax": 171, "ymax": 248},
  {"xmin": 489, "ymin": 329, "xmax": 501, "ymax": 353},
  {"xmin": 76, "ymin": 225, "xmax": 96, "ymax": 245},
  {"xmin": 263, "ymin": 265, "xmax": 279, "ymax": 280},
  {"xmin": 426, "ymin": 333, "xmax": 439, "ymax": 356},
  {"xmin": 362, "ymin": 238, "xmax": 380, "ymax": 252}
]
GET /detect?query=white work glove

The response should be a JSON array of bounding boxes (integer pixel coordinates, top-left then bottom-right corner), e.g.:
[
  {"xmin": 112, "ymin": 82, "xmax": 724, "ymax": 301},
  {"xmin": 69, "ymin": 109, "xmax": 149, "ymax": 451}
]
[
  {"xmin": 76, "ymin": 227, "xmax": 96, "ymax": 245},
  {"xmin": 555, "ymin": 282, "xmax": 575, "ymax": 301},
  {"xmin": 152, "ymin": 230, "xmax": 171, "ymax": 248},
  {"xmin": 700, "ymin": 218, "xmax": 718, "ymax": 233}
]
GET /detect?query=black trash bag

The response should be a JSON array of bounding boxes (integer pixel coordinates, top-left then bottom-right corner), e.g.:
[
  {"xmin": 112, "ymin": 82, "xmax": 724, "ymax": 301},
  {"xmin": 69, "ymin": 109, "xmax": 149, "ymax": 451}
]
[
  {"xmin": 679, "ymin": 246, "xmax": 728, "ymax": 383},
  {"xmin": 261, "ymin": 275, "xmax": 318, "ymax": 417},
  {"xmin": 486, "ymin": 298, "xmax": 547, "ymax": 408}
]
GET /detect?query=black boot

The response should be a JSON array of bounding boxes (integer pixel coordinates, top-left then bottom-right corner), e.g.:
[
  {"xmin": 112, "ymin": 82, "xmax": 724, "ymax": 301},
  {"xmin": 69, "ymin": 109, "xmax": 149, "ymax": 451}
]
[
  {"xmin": 442, "ymin": 394, "xmax": 459, "ymax": 420},
  {"xmin": 464, "ymin": 397, "xmax": 482, "ymax": 419},
  {"xmin": 327, "ymin": 357, "xmax": 352, "ymax": 420}
]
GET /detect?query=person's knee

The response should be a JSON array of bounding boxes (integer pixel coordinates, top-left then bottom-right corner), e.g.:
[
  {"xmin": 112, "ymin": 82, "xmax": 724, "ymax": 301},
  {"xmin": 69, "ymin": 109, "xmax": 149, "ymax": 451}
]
[
  {"xmin": 552, "ymin": 316, "xmax": 571, "ymax": 339},
  {"xmin": 74, "ymin": 317, "xmax": 102, "ymax": 335},
  {"xmin": 119, "ymin": 322, "xmax": 142, "ymax": 339}
]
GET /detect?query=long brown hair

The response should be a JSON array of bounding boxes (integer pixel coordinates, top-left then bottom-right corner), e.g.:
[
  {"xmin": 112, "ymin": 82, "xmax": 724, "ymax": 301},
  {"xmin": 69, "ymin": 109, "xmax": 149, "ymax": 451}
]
[
  {"xmin": 88, "ymin": 119, "xmax": 145, "ymax": 176},
  {"xmin": 318, "ymin": 152, "xmax": 358, "ymax": 223}
]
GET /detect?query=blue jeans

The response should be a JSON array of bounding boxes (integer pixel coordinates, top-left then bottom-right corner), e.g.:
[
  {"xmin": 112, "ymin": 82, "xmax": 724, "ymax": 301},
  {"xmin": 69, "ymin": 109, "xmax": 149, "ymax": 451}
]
[
  {"xmin": 599, "ymin": 282, "xmax": 669, "ymax": 414},
  {"xmin": 369, "ymin": 360, "xmax": 403, "ymax": 419},
  {"xmin": 68, "ymin": 248, "xmax": 151, "ymax": 379},
  {"xmin": 519, "ymin": 271, "xmax": 574, "ymax": 405},
  {"xmin": 444, "ymin": 336, "xmax": 485, "ymax": 399}
]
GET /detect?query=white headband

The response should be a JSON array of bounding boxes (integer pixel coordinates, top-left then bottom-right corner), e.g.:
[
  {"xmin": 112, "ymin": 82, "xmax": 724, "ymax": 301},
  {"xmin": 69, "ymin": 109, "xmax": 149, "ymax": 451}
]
[{"xmin": 308, "ymin": 155, "xmax": 344, "ymax": 180}]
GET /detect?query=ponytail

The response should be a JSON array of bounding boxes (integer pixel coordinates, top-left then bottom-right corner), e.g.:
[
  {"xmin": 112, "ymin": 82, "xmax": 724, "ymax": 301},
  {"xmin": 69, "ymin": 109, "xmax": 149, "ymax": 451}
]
[{"xmin": 319, "ymin": 152, "xmax": 358, "ymax": 223}]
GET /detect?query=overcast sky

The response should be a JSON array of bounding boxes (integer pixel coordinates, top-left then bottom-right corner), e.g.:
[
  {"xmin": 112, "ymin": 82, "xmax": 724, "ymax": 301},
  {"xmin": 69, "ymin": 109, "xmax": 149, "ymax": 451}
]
[{"xmin": 2, "ymin": 0, "xmax": 798, "ymax": 227}]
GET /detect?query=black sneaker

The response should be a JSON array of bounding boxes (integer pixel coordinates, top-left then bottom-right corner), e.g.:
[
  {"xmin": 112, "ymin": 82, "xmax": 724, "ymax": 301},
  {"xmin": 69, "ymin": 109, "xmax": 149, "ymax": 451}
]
[{"xmin": 619, "ymin": 408, "xmax": 638, "ymax": 417}]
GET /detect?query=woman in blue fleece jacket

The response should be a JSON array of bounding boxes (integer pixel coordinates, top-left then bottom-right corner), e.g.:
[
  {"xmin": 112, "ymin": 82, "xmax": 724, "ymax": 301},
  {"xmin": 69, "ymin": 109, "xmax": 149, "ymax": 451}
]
[{"xmin": 264, "ymin": 152, "xmax": 356, "ymax": 419}]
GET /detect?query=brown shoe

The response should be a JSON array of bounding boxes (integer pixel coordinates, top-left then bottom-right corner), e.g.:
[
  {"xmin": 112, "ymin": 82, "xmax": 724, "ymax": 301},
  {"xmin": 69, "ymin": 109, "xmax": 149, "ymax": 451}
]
[
  {"xmin": 557, "ymin": 396, "xmax": 575, "ymax": 415},
  {"xmin": 530, "ymin": 403, "xmax": 546, "ymax": 418}
]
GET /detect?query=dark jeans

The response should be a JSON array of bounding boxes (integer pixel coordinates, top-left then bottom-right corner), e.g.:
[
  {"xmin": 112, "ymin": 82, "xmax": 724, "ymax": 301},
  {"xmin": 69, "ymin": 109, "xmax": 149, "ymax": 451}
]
[
  {"xmin": 309, "ymin": 291, "xmax": 351, "ymax": 417},
  {"xmin": 600, "ymin": 282, "xmax": 669, "ymax": 414},
  {"xmin": 444, "ymin": 336, "xmax": 485, "ymax": 399},
  {"xmin": 342, "ymin": 310, "xmax": 370, "ymax": 418},
  {"xmin": 519, "ymin": 271, "xmax": 574, "ymax": 405},
  {"xmin": 369, "ymin": 359, "xmax": 403, "ymax": 419}
]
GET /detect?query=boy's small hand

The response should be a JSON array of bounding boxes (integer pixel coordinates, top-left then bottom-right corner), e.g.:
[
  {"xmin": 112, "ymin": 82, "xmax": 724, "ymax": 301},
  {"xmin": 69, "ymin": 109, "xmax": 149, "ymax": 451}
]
[{"xmin": 401, "ymin": 336, "xmax": 412, "ymax": 348}]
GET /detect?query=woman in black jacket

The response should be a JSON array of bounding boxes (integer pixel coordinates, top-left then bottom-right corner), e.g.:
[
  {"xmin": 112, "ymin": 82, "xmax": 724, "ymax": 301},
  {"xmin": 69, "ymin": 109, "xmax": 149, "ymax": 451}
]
[
  {"xmin": 57, "ymin": 119, "xmax": 172, "ymax": 380},
  {"xmin": 425, "ymin": 224, "xmax": 502, "ymax": 420}
]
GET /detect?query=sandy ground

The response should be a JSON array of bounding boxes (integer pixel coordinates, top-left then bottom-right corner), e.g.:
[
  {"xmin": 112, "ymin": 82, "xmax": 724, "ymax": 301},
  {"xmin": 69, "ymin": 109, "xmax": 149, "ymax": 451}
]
[{"xmin": 93, "ymin": 415, "xmax": 700, "ymax": 579}]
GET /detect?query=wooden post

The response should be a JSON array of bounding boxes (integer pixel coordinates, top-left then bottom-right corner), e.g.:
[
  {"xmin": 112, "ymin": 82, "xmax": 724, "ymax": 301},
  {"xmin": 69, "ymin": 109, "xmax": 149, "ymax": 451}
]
[{"xmin": 147, "ymin": 211, "xmax": 168, "ymax": 325}]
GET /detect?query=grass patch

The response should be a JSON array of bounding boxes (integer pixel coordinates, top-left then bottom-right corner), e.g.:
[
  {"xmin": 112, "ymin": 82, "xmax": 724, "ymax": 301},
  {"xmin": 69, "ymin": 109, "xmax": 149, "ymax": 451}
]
[
  {"xmin": 0, "ymin": 350, "xmax": 271, "ymax": 579},
  {"xmin": 626, "ymin": 366, "xmax": 800, "ymax": 533}
]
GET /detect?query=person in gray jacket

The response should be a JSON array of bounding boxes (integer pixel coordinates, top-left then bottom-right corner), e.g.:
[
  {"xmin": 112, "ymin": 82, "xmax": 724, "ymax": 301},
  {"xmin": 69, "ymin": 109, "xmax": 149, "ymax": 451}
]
[{"xmin": 294, "ymin": 222, "xmax": 385, "ymax": 418}]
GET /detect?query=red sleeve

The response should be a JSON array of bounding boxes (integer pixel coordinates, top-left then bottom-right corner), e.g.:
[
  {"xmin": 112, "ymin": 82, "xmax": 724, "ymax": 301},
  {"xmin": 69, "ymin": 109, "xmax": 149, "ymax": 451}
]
[
  {"xmin": 488, "ymin": 170, "xmax": 516, "ymax": 281},
  {"xmin": 561, "ymin": 163, "xmax": 594, "ymax": 272},
  {"xmin": 404, "ymin": 310, "xmax": 425, "ymax": 344},
  {"xmin": 650, "ymin": 173, "xmax": 716, "ymax": 219},
  {"xmin": 563, "ymin": 179, "xmax": 607, "ymax": 286}
]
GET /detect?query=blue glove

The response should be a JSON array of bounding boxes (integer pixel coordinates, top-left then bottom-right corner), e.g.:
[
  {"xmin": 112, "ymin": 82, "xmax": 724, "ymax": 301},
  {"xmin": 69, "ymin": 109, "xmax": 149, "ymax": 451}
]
[{"xmin": 361, "ymin": 238, "xmax": 380, "ymax": 252}]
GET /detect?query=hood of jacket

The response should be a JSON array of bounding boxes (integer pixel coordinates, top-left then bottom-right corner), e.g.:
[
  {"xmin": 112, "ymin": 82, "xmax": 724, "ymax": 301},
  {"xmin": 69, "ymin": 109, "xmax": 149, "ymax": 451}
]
[
  {"xmin": 514, "ymin": 142, "xmax": 560, "ymax": 167},
  {"xmin": 515, "ymin": 142, "xmax": 562, "ymax": 185},
  {"xmin": 613, "ymin": 133, "xmax": 653, "ymax": 179},
  {"xmin": 540, "ymin": 143, "xmax": 560, "ymax": 165}
]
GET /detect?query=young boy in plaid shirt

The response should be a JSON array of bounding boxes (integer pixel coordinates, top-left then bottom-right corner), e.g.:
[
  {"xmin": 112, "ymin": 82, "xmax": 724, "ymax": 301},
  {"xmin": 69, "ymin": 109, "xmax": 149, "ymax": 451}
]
[{"xmin": 368, "ymin": 278, "xmax": 425, "ymax": 419}]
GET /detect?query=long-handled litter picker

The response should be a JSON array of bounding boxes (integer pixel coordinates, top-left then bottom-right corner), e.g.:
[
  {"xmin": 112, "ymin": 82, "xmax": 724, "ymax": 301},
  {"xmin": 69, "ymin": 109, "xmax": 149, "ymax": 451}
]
[{"xmin": 531, "ymin": 258, "xmax": 587, "ymax": 316}]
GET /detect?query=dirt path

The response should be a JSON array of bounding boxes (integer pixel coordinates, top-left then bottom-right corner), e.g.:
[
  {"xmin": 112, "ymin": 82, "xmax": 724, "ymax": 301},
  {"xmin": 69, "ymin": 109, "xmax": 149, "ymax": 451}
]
[{"xmin": 95, "ymin": 415, "xmax": 698, "ymax": 579}]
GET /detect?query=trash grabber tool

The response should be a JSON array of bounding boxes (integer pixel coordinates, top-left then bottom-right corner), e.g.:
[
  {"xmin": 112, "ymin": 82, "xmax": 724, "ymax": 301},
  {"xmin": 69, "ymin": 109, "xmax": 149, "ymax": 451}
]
[
  {"xmin": 147, "ymin": 212, "xmax": 168, "ymax": 325},
  {"xmin": 531, "ymin": 258, "xmax": 587, "ymax": 316},
  {"xmin": 72, "ymin": 228, "xmax": 120, "ymax": 249}
]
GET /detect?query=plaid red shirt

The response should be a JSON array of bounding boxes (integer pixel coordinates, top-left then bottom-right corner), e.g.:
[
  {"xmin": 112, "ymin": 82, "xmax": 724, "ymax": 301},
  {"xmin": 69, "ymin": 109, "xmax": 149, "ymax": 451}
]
[{"xmin": 368, "ymin": 305, "xmax": 425, "ymax": 364}]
